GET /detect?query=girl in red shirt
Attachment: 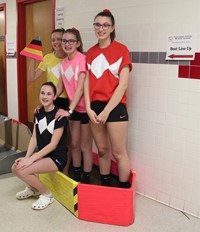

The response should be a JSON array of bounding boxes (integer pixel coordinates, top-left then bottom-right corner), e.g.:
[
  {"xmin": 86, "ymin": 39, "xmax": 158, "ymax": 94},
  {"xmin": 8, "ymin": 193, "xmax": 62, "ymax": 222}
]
[{"xmin": 85, "ymin": 9, "xmax": 132, "ymax": 188}]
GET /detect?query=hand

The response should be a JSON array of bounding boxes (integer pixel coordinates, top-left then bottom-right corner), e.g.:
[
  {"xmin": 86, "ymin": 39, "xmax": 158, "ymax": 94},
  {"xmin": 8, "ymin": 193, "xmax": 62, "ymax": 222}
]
[
  {"xmin": 34, "ymin": 105, "xmax": 41, "ymax": 114},
  {"xmin": 87, "ymin": 109, "xmax": 99, "ymax": 124},
  {"xmin": 96, "ymin": 110, "xmax": 109, "ymax": 124},
  {"xmin": 15, "ymin": 157, "xmax": 34, "ymax": 170},
  {"xmin": 55, "ymin": 109, "xmax": 70, "ymax": 120},
  {"xmin": 14, "ymin": 157, "xmax": 24, "ymax": 165}
]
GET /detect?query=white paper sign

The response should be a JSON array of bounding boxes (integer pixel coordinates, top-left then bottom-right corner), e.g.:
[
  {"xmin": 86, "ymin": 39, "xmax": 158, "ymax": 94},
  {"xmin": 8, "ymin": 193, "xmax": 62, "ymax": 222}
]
[
  {"xmin": 55, "ymin": 7, "xmax": 64, "ymax": 28},
  {"xmin": 6, "ymin": 41, "xmax": 16, "ymax": 58},
  {"xmin": 166, "ymin": 34, "xmax": 195, "ymax": 60}
]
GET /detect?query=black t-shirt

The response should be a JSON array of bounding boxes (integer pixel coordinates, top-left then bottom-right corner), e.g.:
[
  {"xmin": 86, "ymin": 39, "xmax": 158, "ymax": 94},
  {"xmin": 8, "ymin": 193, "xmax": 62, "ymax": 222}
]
[{"xmin": 34, "ymin": 106, "xmax": 68, "ymax": 157}]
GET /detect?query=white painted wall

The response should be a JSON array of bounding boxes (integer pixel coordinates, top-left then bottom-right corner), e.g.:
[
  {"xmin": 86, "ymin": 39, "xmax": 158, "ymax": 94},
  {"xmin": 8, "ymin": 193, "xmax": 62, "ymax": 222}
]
[
  {"xmin": 3, "ymin": 0, "xmax": 200, "ymax": 218},
  {"xmin": 58, "ymin": 0, "xmax": 200, "ymax": 218}
]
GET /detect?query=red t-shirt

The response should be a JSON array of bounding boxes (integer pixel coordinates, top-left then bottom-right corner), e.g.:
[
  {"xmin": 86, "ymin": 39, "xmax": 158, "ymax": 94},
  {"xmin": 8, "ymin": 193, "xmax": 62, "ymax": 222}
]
[{"xmin": 86, "ymin": 40, "xmax": 132, "ymax": 106}]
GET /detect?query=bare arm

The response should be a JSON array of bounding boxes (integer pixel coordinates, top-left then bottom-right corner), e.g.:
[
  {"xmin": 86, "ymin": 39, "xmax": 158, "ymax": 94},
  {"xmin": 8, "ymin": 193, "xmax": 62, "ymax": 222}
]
[
  {"xmin": 69, "ymin": 72, "xmax": 85, "ymax": 111},
  {"xmin": 84, "ymin": 71, "xmax": 99, "ymax": 123},
  {"xmin": 28, "ymin": 58, "xmax": 43, "ymax": 82},
  {"xmin": 56, "ymin": 77, "xmax": 64, "ymax": 97},
  {"xmin": 84, "ymin": 71, "xmax": 91, "ymax": 111},
  {"xmin": 25, "ymin": 125, "xmax": 37, "ymax": 157}
]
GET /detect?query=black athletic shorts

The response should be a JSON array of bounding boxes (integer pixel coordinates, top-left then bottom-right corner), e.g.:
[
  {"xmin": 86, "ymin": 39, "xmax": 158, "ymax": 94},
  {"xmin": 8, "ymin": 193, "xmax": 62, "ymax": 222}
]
[
  {"xmin": 69, "ymin": 110, "xmax": 89, "ymax": 124},
  {"xmin": 91, "ymin": 101, "xmax": 128, "ymax": 122},
  {"xmin": 47, "ymin": 152, "xmax": 68, "ymax": 171}
]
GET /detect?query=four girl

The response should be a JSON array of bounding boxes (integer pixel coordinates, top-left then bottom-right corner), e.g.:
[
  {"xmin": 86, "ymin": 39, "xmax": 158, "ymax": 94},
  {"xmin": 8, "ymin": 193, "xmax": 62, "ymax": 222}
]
[{"xmin": 13, "ymin": 9, "xmax": 132, "ymax": 210}]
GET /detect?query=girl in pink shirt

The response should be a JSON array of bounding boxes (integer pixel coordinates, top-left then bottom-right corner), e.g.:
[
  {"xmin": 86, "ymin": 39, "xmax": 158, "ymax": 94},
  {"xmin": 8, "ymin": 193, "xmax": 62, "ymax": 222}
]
[{"xmin": 56, "ymin": 28, "xmax": 93, "ymax": 183}]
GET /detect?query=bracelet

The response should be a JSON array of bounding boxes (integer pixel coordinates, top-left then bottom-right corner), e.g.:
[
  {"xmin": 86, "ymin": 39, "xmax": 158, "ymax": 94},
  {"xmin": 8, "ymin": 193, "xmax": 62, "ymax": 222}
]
[{"xmin": 67, "ymin": 108, "xmax": 73, "ymax": 115}]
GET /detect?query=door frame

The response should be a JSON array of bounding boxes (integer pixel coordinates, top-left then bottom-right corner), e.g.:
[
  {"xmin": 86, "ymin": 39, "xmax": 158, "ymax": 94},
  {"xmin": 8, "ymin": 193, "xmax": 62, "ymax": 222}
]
[
  {"xmin": 17, "ymin": 0, "xmax": 55, "ymax": 124},
  {"xmin": 0, "ymin": 3, "xmax": 7, "ymax": 115}
]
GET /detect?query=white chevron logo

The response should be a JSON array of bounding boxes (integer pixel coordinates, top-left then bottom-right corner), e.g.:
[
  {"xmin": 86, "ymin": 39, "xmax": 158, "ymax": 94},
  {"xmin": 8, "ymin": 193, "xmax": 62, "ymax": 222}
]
[
  {"xmin": 88, "ymin": 53, "xmax": 123, "ymax": 79},
  {"xmin": 36, "ymin": 117, "xmax": 55, "ymax": 135},
  {"xmin": 64, "ymin": 65, "xmax": 74, "ymax": 82},
  {"xmin": 47, "ymin": 63, "xmax": 61, "ymax": 79}
]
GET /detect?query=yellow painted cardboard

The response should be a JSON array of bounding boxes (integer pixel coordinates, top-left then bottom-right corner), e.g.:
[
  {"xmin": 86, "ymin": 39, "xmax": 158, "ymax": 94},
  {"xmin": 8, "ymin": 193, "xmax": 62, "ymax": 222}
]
[{"xmin": 39, "ymin": 171, "xmax": 78, "ymax": 217}]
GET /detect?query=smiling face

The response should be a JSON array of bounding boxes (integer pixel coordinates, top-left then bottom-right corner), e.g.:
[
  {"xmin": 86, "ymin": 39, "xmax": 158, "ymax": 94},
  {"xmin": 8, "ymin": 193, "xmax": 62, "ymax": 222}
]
[
  {"xmin": 61, "ymin": 32, "xmax": 80, "ymax": 59},
  {"xmin": 39, "ymin": 84, "xmax": 56, "ymax": 110},
  {"xmin": 51, "ymin": 31, "xmax": 63, "ymax": 52},
  {"xmin": 93, "ymin": 16, "xmax": 115, "ymax": 43}
]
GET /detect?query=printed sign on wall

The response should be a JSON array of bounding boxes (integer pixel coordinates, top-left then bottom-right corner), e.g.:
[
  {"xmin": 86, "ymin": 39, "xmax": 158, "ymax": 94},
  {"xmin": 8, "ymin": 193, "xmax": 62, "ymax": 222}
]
[
  {"xmin": 166, "ymin": 34, "xmax": 195, "ymax": 60},
  {"xmin": 6, "ymin": 41, "xmax": 16, "ymax": 58},
  {"xmin": 55, "ymin": 7, "xmax": 64, "ymax": 28}
]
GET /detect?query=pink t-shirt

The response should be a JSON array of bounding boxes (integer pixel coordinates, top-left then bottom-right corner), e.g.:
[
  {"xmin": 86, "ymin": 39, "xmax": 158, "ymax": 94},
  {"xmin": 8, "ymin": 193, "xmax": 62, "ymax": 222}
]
[{"xmin": 60, "ymin": 51, "xmax": 86, "ymax": 112}]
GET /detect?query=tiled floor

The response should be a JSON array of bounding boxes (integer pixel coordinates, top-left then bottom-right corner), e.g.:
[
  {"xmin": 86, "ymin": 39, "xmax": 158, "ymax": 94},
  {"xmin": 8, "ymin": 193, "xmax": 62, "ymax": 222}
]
[{"xmin": 0, "ymin": 173, "xmax": 200, "ymax": 232}]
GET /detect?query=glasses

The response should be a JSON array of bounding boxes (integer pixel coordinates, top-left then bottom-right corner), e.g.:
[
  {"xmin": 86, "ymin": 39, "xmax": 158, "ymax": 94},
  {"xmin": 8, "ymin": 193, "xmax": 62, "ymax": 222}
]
[
  {"xmin": 62, "ymin": 39, "xmax": 77, "ymax": 45},
  {"xmin": 93, "ymin": 23, "xmax": 112, "ymax": 30}
]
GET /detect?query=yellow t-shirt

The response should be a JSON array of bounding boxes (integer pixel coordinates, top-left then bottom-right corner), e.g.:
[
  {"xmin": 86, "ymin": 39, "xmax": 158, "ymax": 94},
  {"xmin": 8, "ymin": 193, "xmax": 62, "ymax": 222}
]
[{"xmin": 38, "ymin": 52, "xmax": 67, "ymax": 98}]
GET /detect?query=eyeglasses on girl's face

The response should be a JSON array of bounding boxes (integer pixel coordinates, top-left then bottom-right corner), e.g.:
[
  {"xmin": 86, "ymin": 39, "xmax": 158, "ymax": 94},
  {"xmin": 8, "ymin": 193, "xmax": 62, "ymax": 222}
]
[
  {"xmin": 93, "ymin": 22, "xmax": 112, "ymax": 30},
  {"xmin": 62, "ymin": 39, "xmax": 77, "ymax": 45}
]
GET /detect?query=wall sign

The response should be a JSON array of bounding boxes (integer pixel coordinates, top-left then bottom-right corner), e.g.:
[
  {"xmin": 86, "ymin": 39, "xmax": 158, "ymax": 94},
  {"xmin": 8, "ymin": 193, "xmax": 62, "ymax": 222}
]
[
  {"xmin": 55, "ymin": 7, "xmax": 64, "ymax": 28},
  {"xmin": 166, "ymin": 34, "xmax": 195, "ymax": 60},
  {"xmin": 6, "ymin": 41, "xmax": 16, "ymax": 58}
]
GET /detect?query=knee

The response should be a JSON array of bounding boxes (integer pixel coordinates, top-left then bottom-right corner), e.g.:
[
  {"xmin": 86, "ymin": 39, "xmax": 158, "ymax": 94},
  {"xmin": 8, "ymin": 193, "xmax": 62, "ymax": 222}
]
[
  {"xmin": 12, "ymin": 167, "xmax": 26, "ymax": 178},
  {"xmin": 70, "ymin": 141, "xmax": 80, "ymax": 150},
  {"xmin": 11, "ymin": 163, "xmax": 22, "ymax": 176},
  {"xmin": 112, "ymin": 152, "xmax": 121, "ymax": 162},
  {"xmin": 112, "ymin": 149, "xmax": 127, "ymax": 162},
  {"xmin": 97, "ymin": 146, "xmax": 109, "ymax": 158},
  {"xmin": 81, "ymin": 143, "xmax": 92, "ymax": 154}
]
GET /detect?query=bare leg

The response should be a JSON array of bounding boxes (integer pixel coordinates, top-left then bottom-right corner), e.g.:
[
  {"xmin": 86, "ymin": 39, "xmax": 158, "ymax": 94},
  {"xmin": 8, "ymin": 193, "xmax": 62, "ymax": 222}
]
[
  {"xmin": 81, "ymin": 123, "xmax": 93, "ymax": 172},
  {"xmin": 69, "ymin": 120, "xmax": 83, "ymax": 181},
  {"xmin": 62, "ymin": 148, "xmax": 72, "ymax": 175},
  {"xmin": 69, "ymin": 120, "xmax": 82, "ymax": 168},
  {"xmin": 107, "ymin": 121, "xmax": 130, "ymax": 182},
  {"xmin": 62, "ymin": 126, "xmax": 72, "ymax": 175},
  {"xmin": 12, "ymin": 158, "xmax": 58, "ymax": 194},
  {"xmin": 90, "ymin": 122, "xmax": 111, "ymax": 175}
]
